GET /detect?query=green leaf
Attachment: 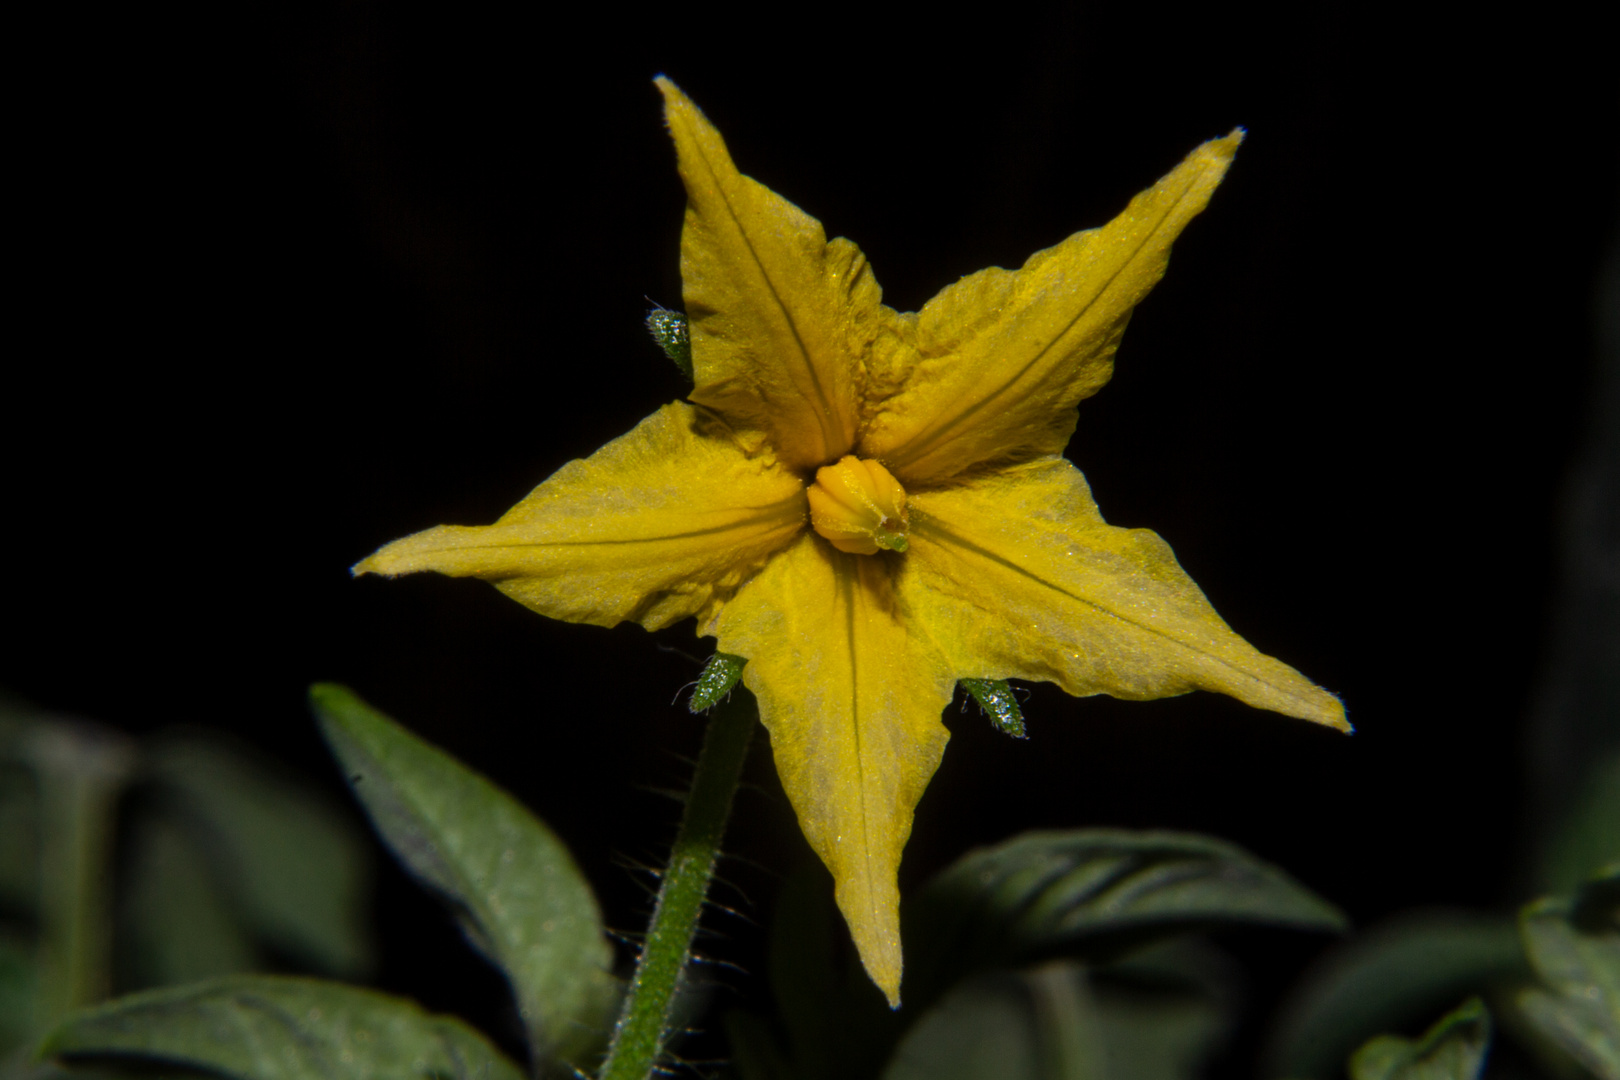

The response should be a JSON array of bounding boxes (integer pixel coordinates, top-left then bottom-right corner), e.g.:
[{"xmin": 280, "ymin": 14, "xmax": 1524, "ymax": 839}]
[
  {"xmin": 1086, "ymin": 940, "xmax": 1235, "ymax": 1080},
  {"xmin": 146, "ymin": 733, "xmax": 372, "ymax": 978},
  {"xmin": 1540, "ymin": 753, "xmax": 1620, "ymax": 897},
  {"xmin": 884, "ymin": 968, "xmax": 1081, "ymax": 1080},
  {"xmin": 0, "ymin": 761, "xmax": 38, "ymax": 912},
  {"xmin": 5, "ymin": 1062, "xmax": 211, "ymax": 1079},
  {"xmin": 36, "ymin": 975, "xmax": 526, "ymax": 1080},
  {"xmin": 1348, "ymin": 997, "xmax": 1492, "ymax": 1080},
  {"xmin": 1262, "ymin": 910, "xmax": 1526, "ymax": 1080},
  {"xmin": 1517, "ymin": 878, "xmax": 1620, "ymax": 1080},
  {"xmin": 722, "ymin": 1011, "xmax": 798, "ymax": 1080},
  {"xmin": 309, "ymin": 684, "xmax": 616, "ymax": 1068},
  {"xmin": 2, "ymin": 927, "xmax": 37, "ymax": 1055},
  {"xmin": 766, "ymin": 861, "xmax": 897, "ymax": 1080},
  {"xmin": 882, "ymin": 957, "xmax": 1227, "ymax": 1080},
  {"xmin": 121, "ymin": 813, "xmax": 258, "ymax": 988},
  {"xmin": 904, "ymin": 829, "xmax": 1346, "ymax": 1012}
]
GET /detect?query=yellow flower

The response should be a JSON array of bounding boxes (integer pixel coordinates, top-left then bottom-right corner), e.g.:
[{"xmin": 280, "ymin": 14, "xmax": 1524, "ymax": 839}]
[{"xmin": 356, "ymin": 78, "xmax": 1347, "ymax": 1006}]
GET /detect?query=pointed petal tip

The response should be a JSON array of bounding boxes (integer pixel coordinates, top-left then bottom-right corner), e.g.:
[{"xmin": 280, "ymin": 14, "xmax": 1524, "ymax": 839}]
[
  {"xmin": 869, "ymin": 957, "xmax": 901, "ymax": 1010},
  {"xmin": 654, "ymin": 75, "xmax": 692, "ymax": 115},
  {"xmin": 1303, "ymin": 691, "xmax": 1352, "ymax": 735},
  {"xmin": 849, "ymin": 918, "xmax": 904, "ymax": 1008},
  {"xmin": 350, "ymin": 550, "xmax": 388, "ymax": 578},
  {"xmin": 348, "ymin": 531, "xmax": 445, "ymax": 580},
  {"xmin": 1197, "ymin": 128, "xmax": 1244, "ymax": 166}
]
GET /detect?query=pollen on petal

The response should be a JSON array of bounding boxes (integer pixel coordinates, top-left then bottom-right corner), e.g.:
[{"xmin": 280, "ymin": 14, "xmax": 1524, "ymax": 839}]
[{"xmin": 807, "ymin": 456, "xmax": 910, "ymax": 555}]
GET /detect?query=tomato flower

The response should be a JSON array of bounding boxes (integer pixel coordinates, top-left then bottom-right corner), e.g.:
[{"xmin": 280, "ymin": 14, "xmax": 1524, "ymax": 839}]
[{"xmin": 356, "ymin": 79, "xmax": 1346, "ymax": 1005}]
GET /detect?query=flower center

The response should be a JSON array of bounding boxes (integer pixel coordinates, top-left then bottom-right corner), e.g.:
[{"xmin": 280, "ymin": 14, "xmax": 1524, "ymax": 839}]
[{"xmin": 807, "ymin": 456, "xmax": 910, "ymax": 555}]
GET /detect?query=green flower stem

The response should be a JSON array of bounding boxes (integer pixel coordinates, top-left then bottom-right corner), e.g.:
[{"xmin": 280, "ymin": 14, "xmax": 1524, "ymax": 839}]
[
  {"xmin": 599, "ymin": 690, "xmax": 755, "ymax": 1080},
  {"xmin": 26, "ymin": 722, "xmax": 134, "ymax": 1030}
]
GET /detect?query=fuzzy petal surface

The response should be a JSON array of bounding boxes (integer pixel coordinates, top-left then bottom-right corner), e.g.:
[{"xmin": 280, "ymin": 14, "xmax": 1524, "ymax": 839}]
[
  {"xmin": 659, "ymin": 77, "xmax": 888, "ymax": 470},
  {"xmin": 905, "ymin": 457, "xmax": 1347, "ymax": 730},
  {"xmin": 713, "ymin": 534, "xmax": 955, "ymax": 1005},
  {"xmin": 355, "ymin": 403, "xmax": 805, "ymax": 631},
  {"xmin": 862, "ymin": 132, "xmax": 1243, "ymax": 483}
]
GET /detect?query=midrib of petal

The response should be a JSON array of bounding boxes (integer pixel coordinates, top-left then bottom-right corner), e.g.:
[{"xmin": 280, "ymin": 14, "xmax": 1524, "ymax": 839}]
[
  {"xmin": 842, "ymin": 556, "xmax": 881, "ymax": 942},
  {"xmin": 417, "ymin": 500, "xmax": 803, "ymax": 552},
  {"xmin": 912, "ymin": 515, "xmax": 1290, "ymax": 699},
  {"xmin": 686, "ymin": 135, "xmax": 847, "ymax": 463},
  {"xmin": 885, "ymin": 166, "xmax": 1214, "ymax": 476}
]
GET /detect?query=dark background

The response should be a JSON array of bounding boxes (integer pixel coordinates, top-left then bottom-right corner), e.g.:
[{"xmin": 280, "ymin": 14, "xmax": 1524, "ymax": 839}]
[{"xmin": 8, "ymin": 0, "xmax": 1616, "ymax": 1069}]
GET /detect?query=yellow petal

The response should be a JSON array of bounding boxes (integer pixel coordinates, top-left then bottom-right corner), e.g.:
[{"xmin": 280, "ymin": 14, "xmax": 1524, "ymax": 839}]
[
  {"xmin": 658, "ymin": 77, "xmax": 886, "ymax": 471},
  {"xmin": 861, "ymin": 132, "xmax": 1243, "ymax": 484},
  {"xmin": 905, "ymin": 457, "xmax": 1347, "ymax": 730},
  {"xmin": 713, "ymin": 534, "xmax": 955, "ymax": 1005},
  {"xmin": 354, "ymin": 402, "xmax": 805, "ymax": 632}
]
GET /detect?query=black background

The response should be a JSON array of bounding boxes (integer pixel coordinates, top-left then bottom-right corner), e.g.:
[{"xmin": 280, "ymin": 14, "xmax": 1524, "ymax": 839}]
[{"xmin": 8, "ymin": 1, "xmax": 1616, "ymax": 1070}]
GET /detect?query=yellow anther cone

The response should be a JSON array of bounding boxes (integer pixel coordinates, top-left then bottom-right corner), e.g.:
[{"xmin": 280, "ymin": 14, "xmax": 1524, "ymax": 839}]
[{"xmin": 808, "ymin": 456, "xmax": 910, "ymax": 554}]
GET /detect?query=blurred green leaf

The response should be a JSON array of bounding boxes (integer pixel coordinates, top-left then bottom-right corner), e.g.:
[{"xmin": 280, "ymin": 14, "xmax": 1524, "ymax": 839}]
[
  {"xmin": 2, "ymin": 928, "xmax": 37, "ymax": 1055},
  {"xmin": 0, "ymin": 693, "xmax": 36, "ymax": 748},
  {"xmin": 1573, "ymin": 868, "xmax": 1620, "ymax": 935},
  {"xmin": 723, "ymin": 1010, "xmax": 797, "ymax": 1080},
  {"xmin": 1089, "ymin": 939, "xmax": 1234, "ymax": 1080},
  {"xmin": 4, "ymin": 1054, "xmax": 214, "ymax": 1078},
  {"xmin": 309, "ymin": 684, "xmax": 616, "ymax": 1068},
  {"xmin": 1517, "ymin": 876, "xmax": 1620, "ymax": 1080},
  {"xmin": 884, "ymin": 968, "xmax": 1077, "ymax": 1080},
  {"xmin": 1263, "ymin": 910, "xmax": 1526, "ymax": 1080},
  {"xmin": 145, "ymin": 733, "xmax": 371, "ymax": 979},
  {"xmin": 1541, "ymin": 754, "xmax": 1620, "ymax": 898},
  {"xmin": 883, "ymin": 957, "xmax": 1226, "ymax": 1080},
  {"xmin": 0, "ymin": 762, "xmax": 37, "ymax": 912},
  {"xmin": 36, "ymin": 975, "xmax": 526, "ymax": 1080},
  {"xmin": 1349, "ymin": 997, "xmax": 1492, "ymax": 1080},
  {"xmin": 5, "ymin": 1062, "xmax": 208, "ymax": 1079},
  {"xmin": 120, "ymin": 813, "xmax": 257, "ymax": 988},
  {"xmin": 762, "ymin": 862, "xmax": 896, "ymax": 1080},
  {"xmin": 904, "ymin": 830, "xmax": 1345, "ymax": 1011}
]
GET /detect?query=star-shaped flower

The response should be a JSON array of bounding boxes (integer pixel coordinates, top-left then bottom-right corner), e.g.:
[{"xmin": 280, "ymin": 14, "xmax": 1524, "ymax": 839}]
[{"xmin": 356, "ymin": 79, "xmax": 1347, "ymax": 1006}]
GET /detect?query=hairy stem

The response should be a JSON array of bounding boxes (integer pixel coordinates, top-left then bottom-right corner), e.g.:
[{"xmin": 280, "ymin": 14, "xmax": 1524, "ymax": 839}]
[{"xmin": 598, "ymin": 690, "xmax": 755, "ymax": 1080}]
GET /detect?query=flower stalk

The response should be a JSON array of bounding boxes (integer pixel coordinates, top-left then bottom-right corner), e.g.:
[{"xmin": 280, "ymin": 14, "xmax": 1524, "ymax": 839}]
[{"xmin": 598, "ymin": 688, "xmax": 755, "ymax": 1080}]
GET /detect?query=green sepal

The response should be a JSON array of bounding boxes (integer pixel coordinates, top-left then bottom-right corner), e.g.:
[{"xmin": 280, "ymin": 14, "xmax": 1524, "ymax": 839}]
[
  {"xmin": 960, "ymin": 679, "xmax": 1025, "ymax": 738},
  {"xmin": 690, "ymin": 653, "xmax": 746, "ymax": 713},
  {"xmin": 34, "ymin": 974, "xmax": 527, "ymax": 1080},
  {"xmin": 308, "ymin": 684, "xmax": 617, "ymax": 1070},
  {"xmin": 647, "ymin": 307, "xmax": 692, "ymax": 379},
  {"xmin": 1348, "ymin": 997, "xmax": 1492, "ymax": 1080}
]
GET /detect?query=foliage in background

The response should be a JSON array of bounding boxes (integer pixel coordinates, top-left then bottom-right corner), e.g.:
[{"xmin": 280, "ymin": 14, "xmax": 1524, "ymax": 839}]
[
  {"xmin": 21, "ymin": 683, "xmax": 1618, "ymax": 1080},
  {"xmin": 0, "ymin": 694, "xmax": 372, "ymax": 1075}
]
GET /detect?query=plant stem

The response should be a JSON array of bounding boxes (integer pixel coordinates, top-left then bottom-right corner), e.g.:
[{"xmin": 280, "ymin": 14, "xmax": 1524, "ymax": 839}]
[{"xmin": 598, "ymin": 690, "xmax": 755, "ymax": 1080}]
